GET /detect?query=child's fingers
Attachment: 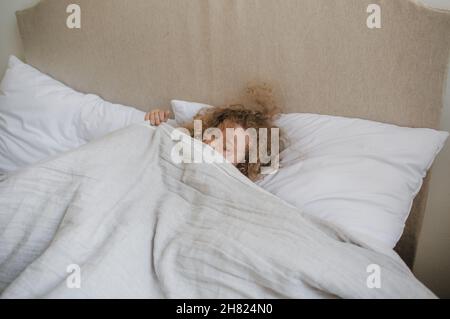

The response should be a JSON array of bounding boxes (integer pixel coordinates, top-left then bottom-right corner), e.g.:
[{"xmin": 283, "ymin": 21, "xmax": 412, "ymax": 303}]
[
  {"xmin": 150, "ymin": 111, "xmax": 156, "ymax": 125},
  {"xmin": 164, "ymin": 110, "xmax": 171, "ymax": 122},
  {"xmin": 157, "ymin": 110, "xmax": 165, "ymax": 123},
  {"xmin": 148, "ymin": 109, "xmax": 170, "ymax": 126}
]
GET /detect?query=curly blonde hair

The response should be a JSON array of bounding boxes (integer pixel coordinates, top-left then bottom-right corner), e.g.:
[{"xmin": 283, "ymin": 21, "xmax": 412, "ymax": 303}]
[{"xmin": 183, "ymin": 84, "xmax": 282, "ymax": 181}]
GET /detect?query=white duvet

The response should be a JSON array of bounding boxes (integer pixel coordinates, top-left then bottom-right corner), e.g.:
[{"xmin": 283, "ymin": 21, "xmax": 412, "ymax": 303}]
[{"xmin": 0, "ymin": 123, "xmax": 435, "ymax": 298}]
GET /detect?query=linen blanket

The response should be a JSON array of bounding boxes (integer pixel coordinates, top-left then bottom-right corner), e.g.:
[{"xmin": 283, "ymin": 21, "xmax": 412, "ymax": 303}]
[{"xmin": 0, "ymin": 123, "xmax": 435, "ymax": 298}]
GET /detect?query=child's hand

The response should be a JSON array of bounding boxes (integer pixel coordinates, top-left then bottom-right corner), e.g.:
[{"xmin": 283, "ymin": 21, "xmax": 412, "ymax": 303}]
[{"xmin": 145, "ymin": 109, "xmax": 171, "ymax": 126}]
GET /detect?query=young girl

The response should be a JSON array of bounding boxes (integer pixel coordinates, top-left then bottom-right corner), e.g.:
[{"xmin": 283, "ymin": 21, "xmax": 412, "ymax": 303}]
[{"xmin": 146, "ymin": 85, "xmax": 282, "ymax": 181}]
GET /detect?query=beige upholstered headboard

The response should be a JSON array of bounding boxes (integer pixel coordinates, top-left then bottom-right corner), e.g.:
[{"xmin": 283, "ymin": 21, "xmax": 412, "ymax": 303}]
[{"xmin": 16, "ymin": 0, "xmax": 450, "ymax": 268}]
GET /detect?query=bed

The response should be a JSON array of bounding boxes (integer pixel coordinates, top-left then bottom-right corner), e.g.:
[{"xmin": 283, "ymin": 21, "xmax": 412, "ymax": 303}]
[{"xmin": 0, "ymin": 0, "xmax": 449, "ymax": 298}]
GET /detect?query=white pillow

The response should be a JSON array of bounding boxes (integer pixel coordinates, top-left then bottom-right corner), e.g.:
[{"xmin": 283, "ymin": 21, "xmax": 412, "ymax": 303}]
[
  {"xmin": 170, "ymin": 99, "xmax": 448, "ymax": 248},
  {"xmin": 171, "ymin": 99, "xmax": 211, "ymax": 125},
  {"xmin": 0, "ymin": 56, "xmax": 146, "ymax": 173}
]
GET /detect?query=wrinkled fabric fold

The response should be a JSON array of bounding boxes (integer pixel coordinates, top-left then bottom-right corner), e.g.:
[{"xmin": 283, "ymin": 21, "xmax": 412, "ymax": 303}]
[{"xmin": 0, "ymin": 123, "xmax": 435, "ymax": 298}]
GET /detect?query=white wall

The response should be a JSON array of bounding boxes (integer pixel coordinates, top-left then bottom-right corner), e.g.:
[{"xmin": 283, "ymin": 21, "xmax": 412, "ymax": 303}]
[
  {"xmin": 0, "ymin": 0, "xmax": 39, "ymax": 75},
  {"xmin": 0, "ymin": 0, "xmax": 449, "ymax": 297},
  {"xmin": 419, "ymin": 0, "xmax": 450, "ymax": 11}
]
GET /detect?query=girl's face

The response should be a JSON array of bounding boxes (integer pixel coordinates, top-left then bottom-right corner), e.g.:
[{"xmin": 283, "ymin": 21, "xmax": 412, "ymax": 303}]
[{"xmin": 204, "ymin": 120, "xmax": 250, "ymax": 165}]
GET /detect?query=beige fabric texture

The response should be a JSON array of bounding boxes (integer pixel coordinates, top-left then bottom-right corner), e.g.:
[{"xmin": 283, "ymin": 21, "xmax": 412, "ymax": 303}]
[{"xmin": 15, "ymin": 0, "xmax": 450, "ymax": 268}]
